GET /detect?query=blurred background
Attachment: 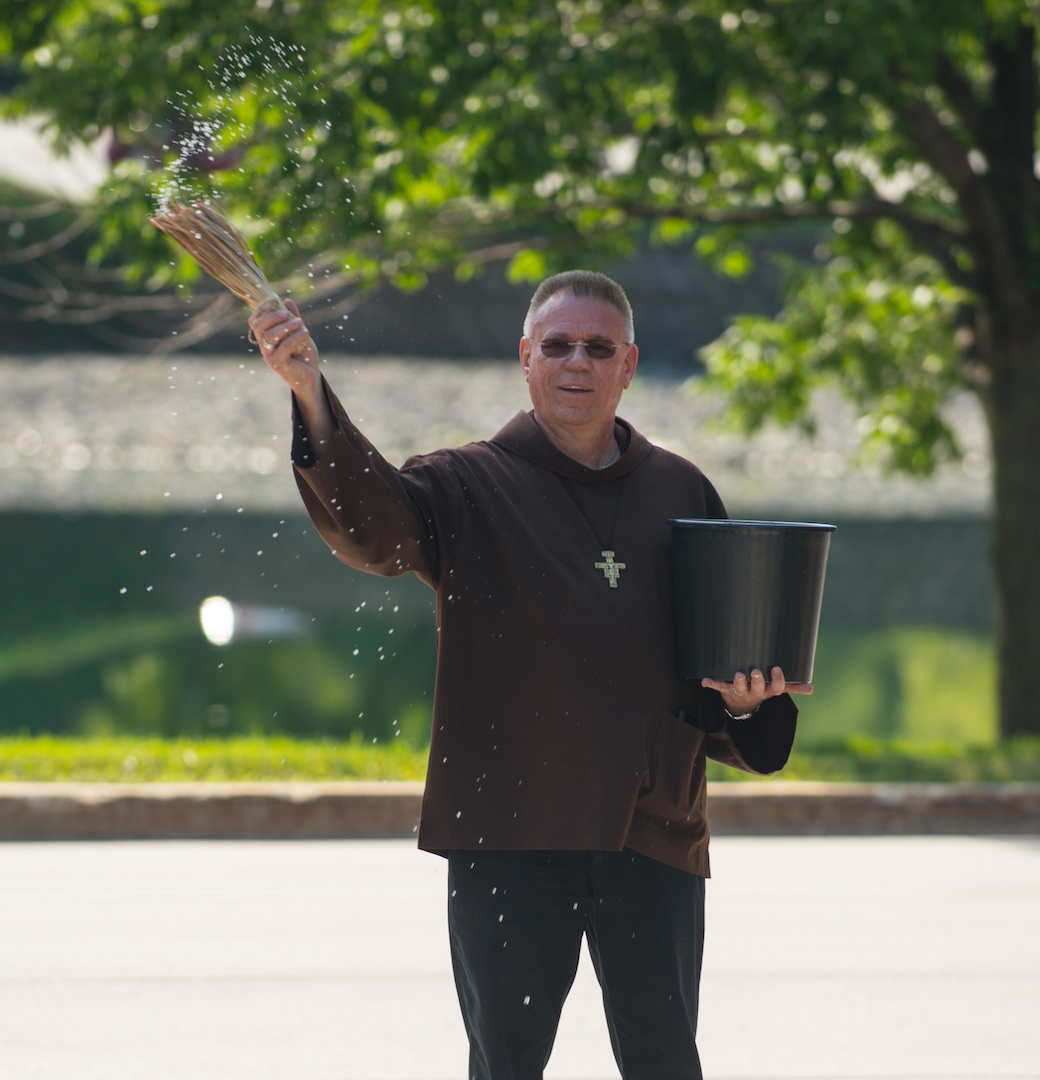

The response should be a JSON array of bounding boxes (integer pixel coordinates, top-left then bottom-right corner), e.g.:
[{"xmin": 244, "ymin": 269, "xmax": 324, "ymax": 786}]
[
  {"xmin": 0, "ymin": 124, "xmax": 994, "ymax": 751},
  {"xmin": 0, "ymin": 0, "xmax": 1005, "ymax": 761}
]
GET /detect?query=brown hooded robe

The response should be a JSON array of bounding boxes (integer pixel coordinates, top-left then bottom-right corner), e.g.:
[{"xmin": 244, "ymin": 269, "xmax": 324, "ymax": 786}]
[{"xmin": 293, "ymin": 382, "xmax": 796, "ymax": 875}]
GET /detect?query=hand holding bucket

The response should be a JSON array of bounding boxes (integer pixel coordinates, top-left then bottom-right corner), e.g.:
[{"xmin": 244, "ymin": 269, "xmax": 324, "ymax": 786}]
[{"xmin": 670, "ymin": 519, "xmax": 836, "ymax": 712}]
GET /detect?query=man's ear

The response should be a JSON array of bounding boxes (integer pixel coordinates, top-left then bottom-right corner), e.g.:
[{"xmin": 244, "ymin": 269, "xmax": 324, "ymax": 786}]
[
  {"xmin": 622, "ymin": 343, "xmax": 639, "ymax": 388},
  {"xmin": 519, "ymin": 336, "xmax": 533, "ymax": 379}
]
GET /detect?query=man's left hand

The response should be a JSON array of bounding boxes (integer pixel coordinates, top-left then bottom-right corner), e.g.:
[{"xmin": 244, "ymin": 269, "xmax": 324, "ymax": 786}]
[{"xmin": 701, "ymin": 666, "xmax": 813, "ymax": 717}]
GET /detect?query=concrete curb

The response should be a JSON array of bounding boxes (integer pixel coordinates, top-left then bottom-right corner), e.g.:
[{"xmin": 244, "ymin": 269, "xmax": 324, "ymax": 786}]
[
  {"xmin": 705, "ymin": 781, "xmax": 1040, "ymax": 836},
  {"xmin": 0, "ymin": 782, "xmax": 424, "ymax": 841},
  {"xmin": 0, "ymin": 781, "xmax": 1038, "ymax": 841}
]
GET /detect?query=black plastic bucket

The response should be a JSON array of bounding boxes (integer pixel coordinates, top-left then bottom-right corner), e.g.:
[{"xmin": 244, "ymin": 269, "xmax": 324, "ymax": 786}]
[{"xmin": 670, "ymin": 519, "xmax": 836, "ymax": 683}]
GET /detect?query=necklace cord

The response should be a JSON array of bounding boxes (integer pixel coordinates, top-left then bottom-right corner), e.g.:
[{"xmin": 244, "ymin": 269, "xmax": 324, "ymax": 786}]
[{"xmin": 559, "ymin": 472, "xmax": 626, "ymax": 552}]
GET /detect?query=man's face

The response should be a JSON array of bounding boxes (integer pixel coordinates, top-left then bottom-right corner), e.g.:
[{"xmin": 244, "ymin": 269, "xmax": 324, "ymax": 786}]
[{"xmin": 520, "ymin": 293, "xmax": 638, "ymax": 433}]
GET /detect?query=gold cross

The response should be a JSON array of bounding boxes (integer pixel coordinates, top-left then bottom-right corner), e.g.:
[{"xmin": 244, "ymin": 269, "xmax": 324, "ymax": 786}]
[{"xmin": 594, "ymin": 550, "xmax": 626, "ymax": 588}]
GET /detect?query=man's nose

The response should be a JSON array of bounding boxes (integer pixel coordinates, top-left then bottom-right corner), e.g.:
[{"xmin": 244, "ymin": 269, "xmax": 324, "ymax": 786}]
[{"xmin": 563, "ymin": 344, "xmax": 592, "ymax": 365}]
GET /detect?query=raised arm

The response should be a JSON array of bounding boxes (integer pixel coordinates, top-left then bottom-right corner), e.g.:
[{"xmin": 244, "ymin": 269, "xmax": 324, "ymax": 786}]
[
  {"xmin": 248, "ymin": 300, "xmax": 454, "ymax": 588},
  {"xmin": 250, "ymin": 299, "xmax": 335, "ymax": 454}
]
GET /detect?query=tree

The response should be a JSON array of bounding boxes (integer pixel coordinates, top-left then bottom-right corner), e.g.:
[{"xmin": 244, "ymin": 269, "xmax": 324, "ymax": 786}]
[{"xmin": 4, "ymin": 0, "xmax": 1039, "ymax": 735}]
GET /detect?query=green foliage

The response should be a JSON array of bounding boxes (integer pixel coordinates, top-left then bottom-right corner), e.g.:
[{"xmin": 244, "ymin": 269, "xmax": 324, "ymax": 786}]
[
  {"xmin": 707, "ymin": 736, "xmax": 1040, "ymax": 783},
  {"xmin": 0, "ymin": 613, "xmax": 195, "ymax": 683},
  {"xmin": 796, "ymin": 626, "xmax": 997, "ymax": 744},
  {"xmin": 0, "ymin": 511, "xmax": 436, "ymax": 744},
  {"xmin": 4, "ymin": 2, "xmax": 1016, "ymax": 459},
  {"xmin": 0, "ymin": 620, "xmax": 435, "ymax": 744},
  {"xmin": 702, "ymin": 224, "xmax": 967, "ymax": 473},
  {"xmin": 5, "ymin": 0, "xmax": 1037, "ymax": 731},
  {"xmin": 0, "ymin": 734, "xmax": 427, "ymax": 781},
  {"xmin": 4, "ymin": 733, "xmax": 1038, "ymax": 783},
  {"xmin": 694, "ymin": 227, "xmax": 753, "ymax": 280},
  {"xmin": 506, "ymin": 247, "xmax": 547, "ymax": 283}
]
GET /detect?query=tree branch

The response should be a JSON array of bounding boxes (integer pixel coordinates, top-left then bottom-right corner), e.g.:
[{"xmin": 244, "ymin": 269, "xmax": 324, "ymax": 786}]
[
  {"xmin": 934, "ymin": 52, "xmax": 992, "ymax": 154},
  {"xmin": 87, "ymin": 322, "xmax": 182, "ymax": 352},
  {"xmin": 302, "ymin": 289, "xmax": 373, "ymax": 328},
  {"xmin": 0, "ymin": 273, "xmax": 203, "ymax": 313},
  {"xmin": 896, "ymin": 98, "xmax": 979, "ymax": 195},
  {"xmin": 988, "ymin": 23, "xmax": 1039, "ymax": 217},
  {"xmin": 0, "ymin": 199, "xmax": 66, "ymax": 222},
  {"xmin": 0, "ymin": 215, "xmax": 94, "ymax": 265},
  {"xmin": 149, "ymin": 293, "xmax": 238, "ymax": 355},
  {"xmin": 613, "ymin": 197, "xmax": 977, "ymax": 286},
  {"xmin": 893, "ymin": 91, "xmax": 1026, "ymax": 310},
  {"xmin": 860, "ymin": 200, "xmax": 978, "ymax": 290}
]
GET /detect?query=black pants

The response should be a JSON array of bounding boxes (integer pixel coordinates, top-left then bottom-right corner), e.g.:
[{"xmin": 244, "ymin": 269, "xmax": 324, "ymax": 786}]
[{"xmin": 447, "ymin": 849, "xmax": 705, "ymax": 1080}]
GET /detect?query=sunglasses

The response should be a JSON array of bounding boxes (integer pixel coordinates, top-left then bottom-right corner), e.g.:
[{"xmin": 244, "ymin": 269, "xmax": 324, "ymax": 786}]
[{"xmin": 539, "ymin": 338, "xmax": 625, "ymax": 361}]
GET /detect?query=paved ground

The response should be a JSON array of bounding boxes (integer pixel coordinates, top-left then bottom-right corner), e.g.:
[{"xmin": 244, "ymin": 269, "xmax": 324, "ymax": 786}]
[{"xmin": 1, "ymin": 836, "xmax": 1037, "ymax": 1080}]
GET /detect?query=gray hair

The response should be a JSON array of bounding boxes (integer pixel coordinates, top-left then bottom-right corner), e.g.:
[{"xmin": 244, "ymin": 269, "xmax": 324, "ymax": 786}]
[{"xmin": 523, "ymin": 270, "xmax": 634, "ymax": 342}]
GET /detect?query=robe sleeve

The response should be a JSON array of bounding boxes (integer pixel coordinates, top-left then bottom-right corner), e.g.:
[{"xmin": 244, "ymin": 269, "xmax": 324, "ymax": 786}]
[
  {"xmin": 290, "ymin": 377, "xmax": 463, "ymax": 590},
  {"xmin": 704, "ymin": 697, "xmax": 798, "ymax": 775},
  {"xmin": 684, "ymin": 466, "xmax": 799, "ymax": 776}
]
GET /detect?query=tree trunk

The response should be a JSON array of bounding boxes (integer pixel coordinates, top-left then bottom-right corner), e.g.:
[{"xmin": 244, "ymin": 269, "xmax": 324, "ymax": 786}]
[{"xmin": 987, "ymin": 327, "xmax": 1040, "ymax": 737}]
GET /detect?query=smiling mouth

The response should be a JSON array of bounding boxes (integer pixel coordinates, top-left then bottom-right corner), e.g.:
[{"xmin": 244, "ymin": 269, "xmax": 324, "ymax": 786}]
[{"xmin": 559, "ymin": 385, "xmax": 593, "ymax": 393}]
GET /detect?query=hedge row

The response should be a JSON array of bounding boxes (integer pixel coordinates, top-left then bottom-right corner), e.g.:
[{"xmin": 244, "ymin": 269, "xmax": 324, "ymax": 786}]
[{"xmin": 2, "ymin": 735, "xmax": 1039, "ymax": 784}]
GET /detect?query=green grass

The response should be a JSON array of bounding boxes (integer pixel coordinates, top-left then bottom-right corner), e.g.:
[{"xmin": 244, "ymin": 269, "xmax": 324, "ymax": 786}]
[
  {"xmin": 795, "ymin": 627, "xmax": 997, "ymax": 743},
  {"xmin": 706, "ymin": 735, "xmax": 1040, "ymax": 783},
  {"xmin": 3, "ymin": 735, "xmax": 1039, "ymax": 784},
  {"xmin": 0, "ymin": 614, "xmax": 196, "ymax": 683},
  {"xmin": 0, "ymin": 735, "xmax": 428, "ymax": 783}
]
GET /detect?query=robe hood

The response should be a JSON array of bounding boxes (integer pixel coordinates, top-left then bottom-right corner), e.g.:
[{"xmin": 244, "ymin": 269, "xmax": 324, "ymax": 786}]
[
  {"xmin": 489, "ymin": 410, "xmax": 653, "ymax": 483},
  {"xmin": 293, "ymin": 384, "xmax": 798, "ymax": 875}
]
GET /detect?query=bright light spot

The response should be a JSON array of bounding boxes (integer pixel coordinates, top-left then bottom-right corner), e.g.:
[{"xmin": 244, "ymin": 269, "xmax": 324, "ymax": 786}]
[
  {"xmin": 534, "ymin": 171, "xmax": 565, "ymax": 197},
  {"xmin": 603, "ymin": 135, "xmax": 639, "ymax": 175},
  {"xmin": 62, "ymin": 444, "xmax": 91, "ymax": 470},
  {"xmin": 200, "ymin": 596, "xmax": 235, "ymax": 646},
  {"xmin": 968, "ymin": 149, "xmax": 988, "ymax": 175},
  {"xmin": 15, "ymin": 429, "xmax": 42, "ymax": 456}
]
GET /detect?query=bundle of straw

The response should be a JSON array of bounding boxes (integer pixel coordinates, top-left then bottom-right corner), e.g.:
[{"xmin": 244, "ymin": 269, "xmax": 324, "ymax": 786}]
[{"xmin": 149, "ymin": 198, "xmax": 286, "ymax": 317}]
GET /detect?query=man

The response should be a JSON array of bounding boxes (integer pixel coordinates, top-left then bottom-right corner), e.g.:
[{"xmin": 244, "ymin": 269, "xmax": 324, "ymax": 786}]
[{"xmin": 251, "ymin": 271, "xmax": 809, "ymax": 1080}]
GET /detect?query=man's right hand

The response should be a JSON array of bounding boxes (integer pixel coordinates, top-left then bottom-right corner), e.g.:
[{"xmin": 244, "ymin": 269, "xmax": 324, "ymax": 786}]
[{"xmin": 250, "ymin": 298, "xmax": 336, "ymax": 454}]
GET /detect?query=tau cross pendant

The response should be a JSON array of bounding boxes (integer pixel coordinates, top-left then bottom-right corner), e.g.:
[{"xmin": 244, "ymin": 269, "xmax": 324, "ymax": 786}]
[{"xmin": 595, "ymin": 550, "xmax": 626, "ymax": 588}]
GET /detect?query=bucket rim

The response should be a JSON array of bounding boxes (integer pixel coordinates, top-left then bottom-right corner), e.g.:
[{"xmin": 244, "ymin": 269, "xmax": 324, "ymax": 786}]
[{"xmin": 668, "ymin": 518, "xmax": 836, "ymax": 532}]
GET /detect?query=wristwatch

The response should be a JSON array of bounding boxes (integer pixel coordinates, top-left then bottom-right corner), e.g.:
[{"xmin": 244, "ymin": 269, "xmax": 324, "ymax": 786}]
[{"xmin": 723, "ymin": 705, "xmax": 757, "ymax": 722}]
